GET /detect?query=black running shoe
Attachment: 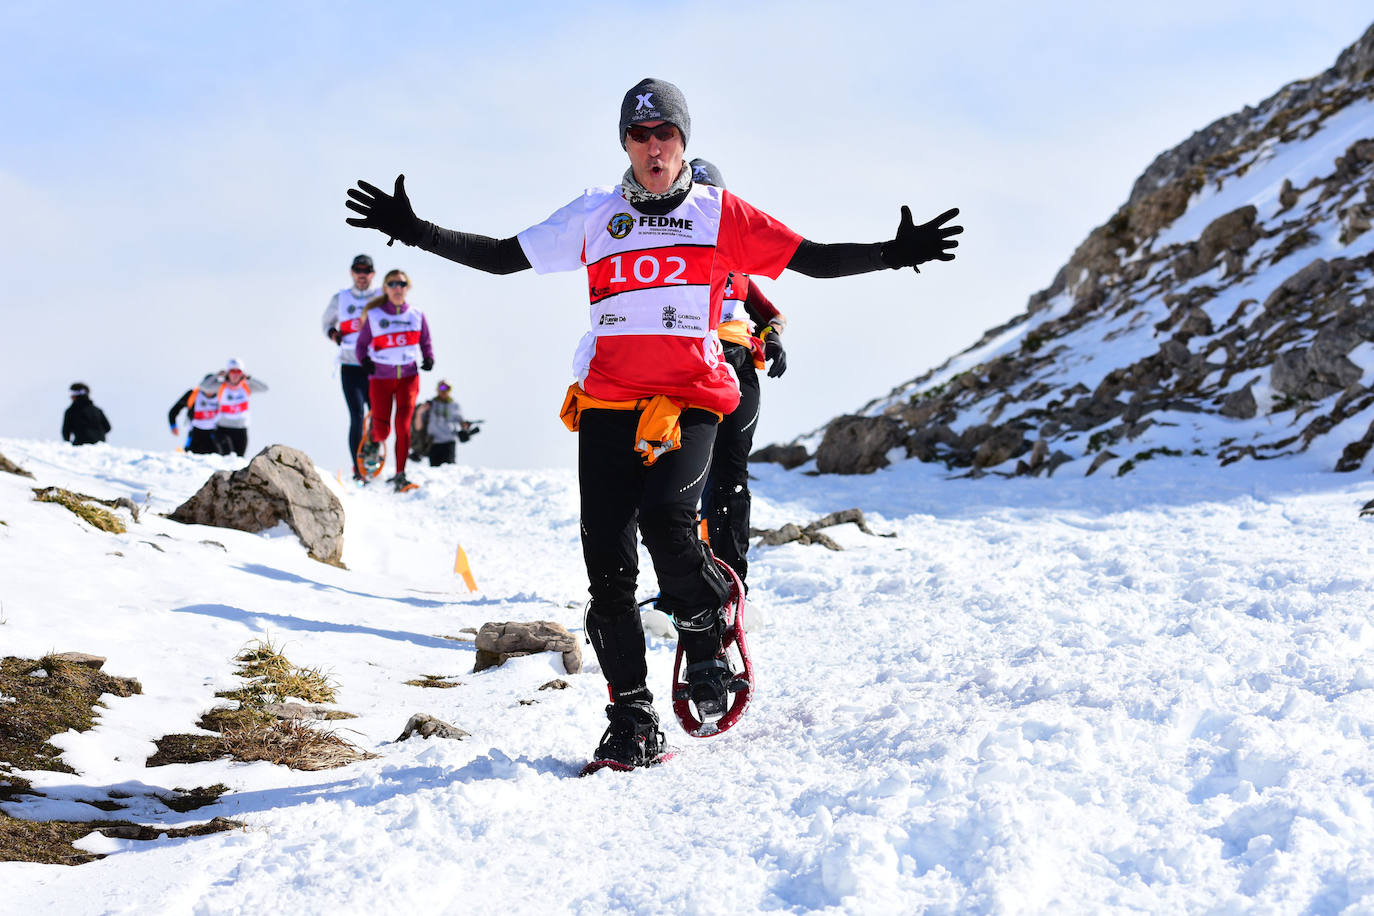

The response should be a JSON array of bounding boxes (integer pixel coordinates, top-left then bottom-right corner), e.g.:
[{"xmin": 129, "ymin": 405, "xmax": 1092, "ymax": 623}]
[{"xmin": 592, "ymin": 702, "xmax": 665, "ymax": 767}]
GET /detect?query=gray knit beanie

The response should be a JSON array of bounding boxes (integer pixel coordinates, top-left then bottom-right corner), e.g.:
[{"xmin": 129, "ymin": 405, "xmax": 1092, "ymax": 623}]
[
  {"xmin": 688, "ymin": 158, "xmax": 725, "ymax": 189},
  {"xmin": 619, "ymin": 78, "xmax": 690, "ymax": 149}
]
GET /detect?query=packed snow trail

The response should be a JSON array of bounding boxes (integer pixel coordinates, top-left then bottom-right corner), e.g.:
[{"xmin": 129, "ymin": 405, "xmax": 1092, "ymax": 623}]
[{"xmin": 3, "ymin": 438, "xmax": 1374, "ymax": 914}]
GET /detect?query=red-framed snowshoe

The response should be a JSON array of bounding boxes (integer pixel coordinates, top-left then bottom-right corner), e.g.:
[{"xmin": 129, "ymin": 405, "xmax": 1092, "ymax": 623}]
[
  {"xmin": 578, "ymin": 749, "xmax": 676, "ymax": 776},
  {"xmin": 671, "ymin": 557, "xmax": 753, "ymax": 737},
  {"xmin": 355, "ymin": 410, "xmax": 387, "ymax": 480}
]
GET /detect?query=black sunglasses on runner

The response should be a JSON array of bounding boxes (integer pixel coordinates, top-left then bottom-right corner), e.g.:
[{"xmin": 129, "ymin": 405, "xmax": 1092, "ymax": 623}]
[
  {"xmin": 625, "ymin": 124, "xmax": 678, "ymax": 144},
  {"xmin": 386, "ymin": 279, "xmax": 409, "ymax": 288}
]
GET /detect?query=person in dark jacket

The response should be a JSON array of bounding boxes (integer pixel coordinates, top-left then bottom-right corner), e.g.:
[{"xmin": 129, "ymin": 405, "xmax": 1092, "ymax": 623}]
[{"xmin": 63, "ymin": 382, "xmax": 111, "ymax": 445}]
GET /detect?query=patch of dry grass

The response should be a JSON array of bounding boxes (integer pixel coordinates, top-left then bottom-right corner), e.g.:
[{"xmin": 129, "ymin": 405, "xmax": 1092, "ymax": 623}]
[
  {"xmin": 151, "ymin": 638, "xmax": 372, "ymax": 771},
  {"xmin": 0, "ymin": 655, "xmax": 237, "ymax": 865},
  {"xmin": 31, "ymin": 487, "xmax": 131, "ymax": 534},
  {"xmin": 217, "ymin": 639, "xmax": 336, "ymax": 707},
  {"xmin": 0, "ymin": 813, "xmax": 242, "ymax": 866},
  {"xmin": 0, "ymin": 655, "xmax": 141, "ymax": 781},
  {"xmin": 404, "ymin": 675, "xmax": 462, "ymax": 688}
]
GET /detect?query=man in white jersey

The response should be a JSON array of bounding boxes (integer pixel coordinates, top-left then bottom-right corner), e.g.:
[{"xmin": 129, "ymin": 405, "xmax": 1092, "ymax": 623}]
[
  {"xmin": 322, "ymin": 254, "xmax": 378, "ymax": 479},
  {"xmin": 346, "ymin": 77, "xmax": 962, "ymax": 768}
]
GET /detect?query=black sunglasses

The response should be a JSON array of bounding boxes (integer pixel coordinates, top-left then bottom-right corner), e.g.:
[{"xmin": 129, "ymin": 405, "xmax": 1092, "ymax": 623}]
[
  {"xmin": 386, "ymin": 279, "xmax": 409, "ymax": 288},
  {"xmin": 625, "ymin": 124, "xmax": 678, "ymax": 144},
  {"xmin": 352, "ymin": 267, "xmax": 374, "ymax": 274}
]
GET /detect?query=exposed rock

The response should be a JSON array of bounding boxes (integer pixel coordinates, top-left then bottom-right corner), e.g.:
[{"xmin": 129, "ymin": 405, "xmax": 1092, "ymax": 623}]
[
  {"xmin": 1335, "ymin": 419, "xmax": 1374, "ymax": 472},
  {"xmin": 1086, "ymin": 451, "xmax": 1119, "ymax": 477},
  {"xmin": 814, "ymin": 416, "xmax": 903, "ymax": 475},
  {"xmin": 168, "ymin": 445, "xmax": 345, "ymax": 566},
  {"xmin": 45, "ymin": 653, "xmax": 106, "ymax": 671},
  {"xmin": 473, "ymin": 621, "xmax": 581, "ymax": 674},
  {"xmin": 1042, "ymin": 451, "xmax": 1075, "ymax": 477},
  {"xmin": 748, "ymin": 443, "xmax": 810, "ymax": 469},
  {"xmin": 0, "ymin": 449, "xmax": 35, "ymax": 478},
  {"xmin": 1278, "ymin": 178, "xmax": 1300, "ymax": 211},
  {"xmin": 1340, "ymin": 202, "xmax": 1373, "ymax": 244},
  {"xmin": 972, "ymin": 426, "xmax": 1030, "ymax": 469},
  {"xmin": 1263, "ymin": 259, "xmax": 1332, "ymax": 312},
  {"xmin": 1272, "ymin": 346, "xmax": 1363, "ymax": 401},
  {"xmin": 752, "ymin": 508, "xmax": 890, "ymax": 551},
  {"xmin": 1220, "ymin": 384, "xmax": 1258, "ymax": 420},
  {"xmin": 396, "ymin": 713, "xmax": 469, "ymax": 742}
]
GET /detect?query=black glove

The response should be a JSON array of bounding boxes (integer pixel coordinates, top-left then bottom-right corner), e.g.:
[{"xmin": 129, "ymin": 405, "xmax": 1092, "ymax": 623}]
[
  {"xmin": 458, "ymin": 424, "xmax": 481, "ymax": 443},
  {"xmin": 421, "ymin": 356, "xmax": 434, "ymax": 372},
  {"xmin": 328, "ymin": 327, "xmax": 342, "ymax": 344},
  {"xmin": 881, "ymin": 206, "xmax": 962, "ymax": 271},
  {"xmin": 346, "ymin": 174, "xmax": 423, "ymax": 247},
  {"xmin": 763, "ymin": 329, "xmax": 787, "ymax": 378},
  {"xmin": 360, "ymin": 356, "xmax": 376, "ymax": 375}
]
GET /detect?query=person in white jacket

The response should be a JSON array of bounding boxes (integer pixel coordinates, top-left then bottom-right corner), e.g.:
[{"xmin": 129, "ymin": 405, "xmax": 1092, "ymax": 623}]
[
  {"xmin": 214, "ymin": 358, "xmax": 268, "ymax": 457},
  {"xmin": 321, "ymin": 253, "xmax": 378, "ymax": 478}
]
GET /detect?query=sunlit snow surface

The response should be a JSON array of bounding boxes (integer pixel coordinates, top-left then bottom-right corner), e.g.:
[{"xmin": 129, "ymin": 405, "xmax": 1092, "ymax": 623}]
[{"xmin": 3, "ymin": 437, "xmax": 1374, "ymax": 914}]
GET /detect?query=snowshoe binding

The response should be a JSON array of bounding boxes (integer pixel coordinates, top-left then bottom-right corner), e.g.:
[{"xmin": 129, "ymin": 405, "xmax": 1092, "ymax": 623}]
[
  {"xmin": 354, "ymin": 411, "xmax": 386, "ymax": 480},
  {"xmin": 670, "ymin": 557, "xmax": 754, "ymax": 738},
  {"xmin": 356, "ymin": 440, "xmax": 386, "ymax": 480},
  {"xmin": 580, "ymin": 702, "xmax": 673, "ymax": 776},
  {"xmin": 388, "ymin": 471, "xmax": 418, "ymax": 493}
]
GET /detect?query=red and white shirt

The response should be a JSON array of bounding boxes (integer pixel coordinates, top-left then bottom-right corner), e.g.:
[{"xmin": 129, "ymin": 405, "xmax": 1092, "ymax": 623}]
[
  {"xmin": 516, "ymin": 183, "xmax": 801, "ymax": 413},
  {"xmin": 189, "ymin": 384, "xmax": 220, "ymax": 430},
  {"xmin": 335, "ymin": 287, "xmax": 373, "ymax": 364},
  {"xmin": 366, "ymin": 305, "xmax": 425, "ymax": 367},
  {"xmin": 216, "ymin": 380, "xmax": 253, "ymax": 428}
]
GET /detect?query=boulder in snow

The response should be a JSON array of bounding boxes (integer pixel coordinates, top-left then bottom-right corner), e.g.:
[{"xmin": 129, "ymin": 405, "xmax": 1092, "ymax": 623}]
[
  {"xmin": 397, "ymin": 713, "xmax": 469, "ymax": 742},
  {"xmin": 473, "ymin": 621, "xmax": 582, "ymax": 674},
  {"xmin": 168, "ymin": 444, "xmax": 345, "ymax": 566},
  {"xmin": 814, "ymin": 415, "xmax": 903, "ymax": 475}
]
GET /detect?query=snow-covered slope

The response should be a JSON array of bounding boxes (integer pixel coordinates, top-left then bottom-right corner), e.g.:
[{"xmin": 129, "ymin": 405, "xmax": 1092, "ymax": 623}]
[
  {"xmin": 781, "ymin": 21, "xmax": 1374, "ymax": 482},
  {"xmin": 4, "ymin": 438, "xmax": 1374, "ymax": 913}
]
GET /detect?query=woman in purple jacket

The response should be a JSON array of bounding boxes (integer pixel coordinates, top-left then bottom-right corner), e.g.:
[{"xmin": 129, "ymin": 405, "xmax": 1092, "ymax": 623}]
[{"xmin": 354, "ymin": 269, "xmax": 434, "ymax": 491}]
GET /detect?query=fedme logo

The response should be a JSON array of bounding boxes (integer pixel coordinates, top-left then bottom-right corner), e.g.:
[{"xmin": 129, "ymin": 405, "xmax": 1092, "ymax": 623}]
[
  {"xmin": 638, "ymin": 216, "xmax": 693, "ymax": 230},
  {"xmin": 607, "ymin": 213, "xmax": 635, "ymax": 239}
]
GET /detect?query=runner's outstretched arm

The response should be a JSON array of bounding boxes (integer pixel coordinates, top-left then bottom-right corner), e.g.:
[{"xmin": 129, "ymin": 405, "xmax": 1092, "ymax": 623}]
[
  {"xmin": 346, "ymin": 174, "xmax": 532, "ymax": 275},
  {"xmin": 788, "ymin": 206, "xmax": 962, "ymax": 277}
]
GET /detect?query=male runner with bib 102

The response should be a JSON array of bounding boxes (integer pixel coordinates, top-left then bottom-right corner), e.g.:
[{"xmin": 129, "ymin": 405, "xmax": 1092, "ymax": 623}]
[{"xmin": 346, "ymin": 77, "xmax": 961, "ymax": 770}]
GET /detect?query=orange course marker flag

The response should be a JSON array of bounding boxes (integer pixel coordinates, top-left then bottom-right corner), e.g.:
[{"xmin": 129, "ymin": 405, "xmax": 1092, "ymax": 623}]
[{"xmin": 454, "ymin": 544, "xmax": 478, "ymax": 592}]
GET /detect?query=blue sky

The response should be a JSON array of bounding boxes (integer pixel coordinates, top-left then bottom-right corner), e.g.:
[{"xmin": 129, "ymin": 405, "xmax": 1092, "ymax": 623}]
[{"xmin": 4, "ymin": 2, "xmax": 1372, "ymax": 470}]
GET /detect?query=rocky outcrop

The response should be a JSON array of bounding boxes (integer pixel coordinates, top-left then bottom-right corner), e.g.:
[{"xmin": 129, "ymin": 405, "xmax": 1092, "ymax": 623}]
[
  {"xmin": 761, "ymin": 22, "xmax": 1374, "ymax": 479},
  {"xmin": 814, "ymin": 416, "xmax": 903, "ymax": 475},
  {"xmin": 473, "ymin": 621, "xmax": 582, "ymax": 674},
  {"xmin": 397, "ymin": 713, "xmax": 469, "ymax": 742},
  {"xmin": 168, "ymin": 445, "xmax": 345, "ymax": 565},
  {"xmin": 749, "ymin": 443, "xmax": 810, "ymax": 469}
]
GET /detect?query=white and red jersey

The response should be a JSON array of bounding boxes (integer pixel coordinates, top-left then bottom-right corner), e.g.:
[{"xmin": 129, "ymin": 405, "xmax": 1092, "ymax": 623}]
[
  {"xmin": 189, "ymin": 382, "xmax": 220, "ymax": 431},
  {"xmin": 516, "ymin": 182, "xmax": 801, "ymax": 413},
  {"xmin": 366, "ymin": 305, "xmax": 425, "ymax": 367},
  {"xmin": 718, "ymin": 272, "xmax": 754, "ymax": 346},
  {"xmin": 334, "ymin": 287, "xmax": 374, "ymax": 364},
  {"xmin": 216, "ymin": 380, "xmax": 253, "ymax": 428}
]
